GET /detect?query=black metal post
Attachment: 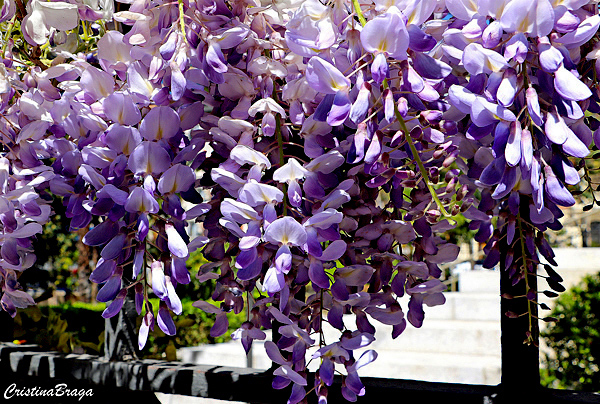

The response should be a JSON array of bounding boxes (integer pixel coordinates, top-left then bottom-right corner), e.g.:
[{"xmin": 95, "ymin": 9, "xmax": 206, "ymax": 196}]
[
  {"xmin": 104, "ymin": 289, "xmax": 138, "ymax": 361},
  {"xmin": 498, "ymin": 214, "xmax": 540, "ymax": 402}
]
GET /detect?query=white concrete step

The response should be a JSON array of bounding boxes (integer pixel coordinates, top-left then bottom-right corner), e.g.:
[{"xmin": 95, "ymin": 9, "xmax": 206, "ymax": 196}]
[
  {"xmin": 361, "ymin": 319, "xmax": 500, "ymax": 357},
  {"xmin": 179, "ymin": 339, "xmax": 501, "ymax": 385},
  {"xmin": 357, "ymin": 350, "xmax": 500, "ymax": 385},
  {"xmin": 423, "ymin": 292, "xmax": 500, "ymax": 321}
]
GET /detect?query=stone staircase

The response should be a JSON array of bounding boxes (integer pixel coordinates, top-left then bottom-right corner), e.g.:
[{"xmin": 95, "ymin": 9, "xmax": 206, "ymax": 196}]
[
  {"xmin": 180, "ymin": 270, "xmax": 503, "ymax": 385},
  {"xmin": 179, "ymin": 249, "xmax": 600, "ymax": 386}
]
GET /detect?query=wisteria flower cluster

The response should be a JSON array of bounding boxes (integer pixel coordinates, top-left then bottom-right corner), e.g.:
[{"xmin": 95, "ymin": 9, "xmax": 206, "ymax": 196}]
[{"xmin": 0, "ymin": 0, "xmax": 598, "ymax": 401}]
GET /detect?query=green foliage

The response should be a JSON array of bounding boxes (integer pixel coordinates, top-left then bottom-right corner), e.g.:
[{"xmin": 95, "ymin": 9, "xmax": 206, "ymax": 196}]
[
  {"xmin": 13, "ymin": 297, "xmax": 245, "ymax": 361},
  {"xmin": 143, "ymin": 298, "xmax": 245, "ymax": 361},
  {"xmin": 541, "ymin": 273, "xmax": 600, "ymax": 391},
  {"xmin": 12, "ymin": 303, "xmax": 105, "ymax": 354}
]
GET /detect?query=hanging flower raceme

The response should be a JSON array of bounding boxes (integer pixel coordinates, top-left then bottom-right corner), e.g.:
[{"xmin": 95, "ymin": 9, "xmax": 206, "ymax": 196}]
[{"xmin": 1, "ymin": 0, "xmax": 599, "ymax": 401}]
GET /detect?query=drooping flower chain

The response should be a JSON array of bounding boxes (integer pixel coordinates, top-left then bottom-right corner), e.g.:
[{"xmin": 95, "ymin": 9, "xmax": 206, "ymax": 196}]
[{"xmin": 0, "ymin": 0, "xmax": 597, "ymax": 402}]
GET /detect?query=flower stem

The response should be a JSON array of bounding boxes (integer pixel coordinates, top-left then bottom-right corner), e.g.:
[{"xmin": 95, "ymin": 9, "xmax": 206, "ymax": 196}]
[
  {"xmin": 516, "ymin": 214, "xmax": 534, "ymax": 342},
  {"xmin": 1, "ymin": 16, "xmax": 16, "ymax": 57},
  {"xmin": 384, "ymin": 79, "xmax": 452, "ymax": 218},
  {"xmin": 276, "ymin": 114, "xmax": 288, "ymax": 215},
  {"xmin": 178, "ymin": 0, "xmax": 186, "ymax": 37},
  {"xmin": 351, "ymin": 0, "xmax": 367, "ymax": 27}
]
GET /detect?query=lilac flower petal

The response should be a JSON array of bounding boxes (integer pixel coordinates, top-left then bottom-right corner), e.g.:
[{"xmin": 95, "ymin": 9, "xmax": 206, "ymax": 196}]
[
  {"xmin": 554, "ymin": 66, "xmax": 592, "ymax": 101},
  {"xmin": 274, "ymin": 365, "xmax": 307, "ymax": 386},
  {"xmin": 306, "ymin": 57, "xmax": 350, "ymax": 94},
  {"xmin": 319, "ymin": 359, "xmax": 335, "ymax": 386},
  {"xmin": 554, "ymin": 9, "xmax": 580, "ymax": 33},
  {"xmin": 237, "ymin": 256, "xmax": 263, "ymax": 280},
  {"xmin": 139, "ymin": 106, "xmax": 181, "ymax": 141},
  {"xmin": 151, "ymin": 261, "xmax": 168, "ymax": 299},
  {"xmin": 320, "ymin": 240, "xmax": 347, "ymax": 261},
  {"xmin": 102, "ymin": 290, "xmax": 126, "ymax": 319},
  {"xmin": 406, "ymin": 279, "xmax": 447, "ymax": 294},
  {"xmin": 403, "ymin": 65, "xmax": 425, "ymax": 93},
  {"xmin": 208, "ymin": 312, "xmax": 228, "ymax": 337},
  {"xmin": 462, "ymin": 43, "xmax": 509, "ymax": 76},
  {"xmin": 96, "ymin": 276, "xmax": 122, "ymax": 302},
  {"xmin": 158, "ymin": 304, "xmax": 177, "ymax": 336},
  {"xmin": 133, "ymin": 249, "xmax": 144, "ymax": 279},
  {"xmin": 364, "ymin": 131, "xmax": 382, "ymax": 165},
  {"xmin": 480, "ymin": 157, "xmax": 505, "ymax": 186},
  {"xmin": 230, "ymin": 145, "xmax": 271, "ymax": 168},
  {"xmin": 125, "ymin": 187, "xmax": 160, "ymax": 214},
  {"xmin": 500, "ymin": 0, "xmax": 554, "ymax": 38},
  {"xmin": 371, "ymin": 53, "xmax": 388, "ymax": 85},
  {"xmin": 345, "ymin": 371, "xmax": 365, "ymax": 396},
  {"xmin": 327, "ymin": 90, "xmax": 351, "ymax": 126},
  {"xmin": 521, "ymin": 129, "xmax": 533, "ymax": 172},
  {"xmin": 407, "ymin": 24, "xmax": 436, "ymax": 52},
  {"xmin": 264, "ymin": 217, "xmax": 307, "ymax": 247},
  {"xmin": 562, "ymin": 129, "xmax": 590, "ymax": 158},
  {"xmin": 192, "ymin": 300, "xmax": 221, "ymax": 314},
  {"xmin": 158, "ymin": 164, "xmax": 196, "ymax": 194},
  {"xmin": 101, "ymin": 233, "xmax": 127, "ymax": 260},
  {"xmin": 492, "ymin": 166, "xmax": 518, "ymax": 200},
  {"xmin": 448, "ymin": 85, "xmax": 476, "ymax": 114},
  {"xmin": 482, "ymin": 20, "xmax": 503, "ymax": 48},
  {"xmin": 544, "ymin": 110, "xmax": 569, "ymax": 145},
  {"xmin": 497, "ymin": 69, "xmax": 517, "ymax": 107},
  {"xmin": 90, "ymin": 259, "xmax": 117, "ymax": 283},
  {"xmin": 335, "ymin": 265, "xmax": 374, "ymax": 287},
  {"xmin": 505, "ymin": 122, "xmax": 522, "ymax": 167},
  {"xmin": 412, "ymin": 52, "xmax": 452, "ymax": 80},
  {"xmin": 236, "ymin": 247, "xmax": 258, "ymax": 269},
  {"xmin": 366, "ymin": 306, "xmax": 404, "ymax": 325},
  {"xmin": 172, "ymin": 256, "xmax": 191, "ymax": 284},
  {"xmin": 265, "ymin": 341, "xmax": 290, "ymax": 366},
  {"xmin": 263, "ymin": 266, "xmax": 286, "ymax": 294},
  {"xmin": 355, "ymin": 349, "xmax": 377, "ymax": 371},
  {"xmin": 314, "ymin": 94, "xmax": 335, "ymax": 122},
  {"xmin": 206, "ymin": 42, "xmax": 228, "ymax": 74},
  {"xmin": 272, "ymin": 376, "xmax": 291, "ymax": 390},
  {"xmin": 138, "ymin": 313, "xmax": 153, "ymax": 350},
  {"xmin": 98, "ymin": 185, "xmax": 129, "ymax": 205},
  {"xmin": 360, "ymin": 6, "xmax": 408, "ymax": 59},
  {"xmin": 275, "ymin": 245, "xmax": 292, "ymax": 274},
  {"xmin": 170, "ymin": 63, "xmax": 186, "ymax": 101},
  {"xmin": 103, "ymin": 92, "xmax": 141, "ymax": 126},
  {"xmin": 526, "ymin": 87, "xmax": 544, "ymax": 126},
  {"xmin": 427, "ymin": 243, "xmax": 460, "ymax": 264},
  {"xmin": 471, "ymin": 97, "xmax": 516, "ymax": 127},
  {"xmin": 83, "ymin": 220, "xmax": 119, "ymax": 246},
  {"xmin": 556, "ymin": 14, "xmax": 600, "ymax": 49},
  {"xmin": 538, "ymin": 42, "xmax": 563, "ymax": 73},
  {"xmin": 309, "ymin": 259, "xmax": 330, "ymax": 289},
  {"xmin": 287, "ymin": 180, "xmax": 303, "ymax": 208},
  {"xmin": 166, "ymin": 223, "xmax": 188, "ymax": 258},
  {"xmin": 128, "ymin": 141, "xmax": 171, "ymax": 175},
  {"xmin": 305, "ymin": 227, "xmax": 323, "ymax": 257},
  {"xmin": 350, "ymin": 82, "xmax": 371, "ymax": 124},
  {"xmin": 288, "ymin": 383, "xmax": 306, "ymax": 404},
  {"xmin": 544, "ymin": 166, "xmax": 575, "ymax": 206}
]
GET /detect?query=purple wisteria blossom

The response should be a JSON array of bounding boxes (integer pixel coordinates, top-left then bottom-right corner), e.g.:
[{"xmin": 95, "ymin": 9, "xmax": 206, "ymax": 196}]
[{"xmin": 1, "ymin": 0, "xmax": 597, "ymax": 401}]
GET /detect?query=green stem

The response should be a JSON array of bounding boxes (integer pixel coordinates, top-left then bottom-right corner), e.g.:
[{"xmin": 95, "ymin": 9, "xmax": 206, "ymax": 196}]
[
  {"xmin": 516, "ymin": 215, "xmax": 534, "ymax": 341},
  {"xmin": 351, "ymin": 0, "xmax": 367, "ymax": 27},
  {"xmin": 178, "ymin": 0, "xmax": 186, "ymax": 36},
  {"xmin": 1, "ymin": 16, "xmax": 16, "ymax": 57},
  {"xmin": 275, "ymin": 114, "xmax": 288, "ymax": 215},
  {"xmin": 384, "ymin": 79, "xmax": 452, "ymax": 218}
]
